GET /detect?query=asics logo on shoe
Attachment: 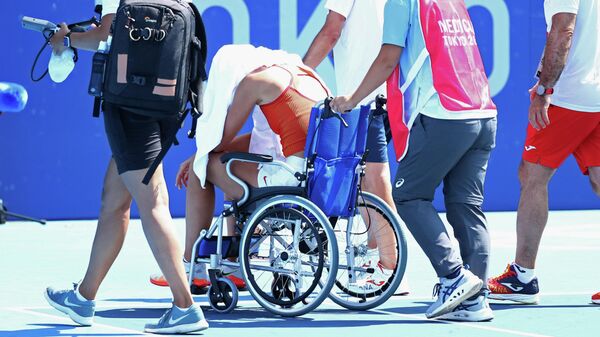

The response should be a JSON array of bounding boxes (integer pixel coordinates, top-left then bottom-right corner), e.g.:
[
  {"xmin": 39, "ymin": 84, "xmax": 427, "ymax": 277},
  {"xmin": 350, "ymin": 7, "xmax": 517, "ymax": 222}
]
[
  {"xmin": 524, "ymin": 145, "xmax": 536, "ymax": 151},
  {"xmin": 500, "ymin": 282, "xmax": 524, "ymax": 292},
  {"xmin": 395, "ymin": 179, "xmax": 405, "ymax": 188}
]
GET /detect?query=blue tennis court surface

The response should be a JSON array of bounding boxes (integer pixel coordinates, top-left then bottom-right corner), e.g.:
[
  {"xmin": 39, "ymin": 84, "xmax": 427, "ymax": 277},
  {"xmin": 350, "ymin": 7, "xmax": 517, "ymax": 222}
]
[{"xmin": 2, "ymin": 210, "xmax": 599, "ymax": 337}]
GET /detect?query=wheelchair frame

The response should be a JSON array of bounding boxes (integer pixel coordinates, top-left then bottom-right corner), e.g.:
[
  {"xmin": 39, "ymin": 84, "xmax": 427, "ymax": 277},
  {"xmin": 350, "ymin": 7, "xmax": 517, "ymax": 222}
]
[{"xmin": 188, "ymin": 97, "xmax": 407, "ymax": 315}]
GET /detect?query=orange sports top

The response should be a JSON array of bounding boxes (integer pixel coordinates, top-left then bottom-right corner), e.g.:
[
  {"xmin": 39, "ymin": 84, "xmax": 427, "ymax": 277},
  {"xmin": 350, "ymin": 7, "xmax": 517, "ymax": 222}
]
[{"xmin": 259, "ymin": 64, "xmax": 329, "ymax": 157}]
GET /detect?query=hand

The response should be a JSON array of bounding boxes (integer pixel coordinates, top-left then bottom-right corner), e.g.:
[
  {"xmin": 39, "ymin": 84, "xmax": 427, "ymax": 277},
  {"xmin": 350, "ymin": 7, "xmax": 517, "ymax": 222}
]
[
  {"xmin": 175, "ymin": 156, "xmax": 195, "ymax": 189},
  {"xmin": 49, "ymin": 23, "xmax": 69, "ymax": 54},
  {"xmin": 528, "ymin": 94, "xmax": 551, "ymax": 131},
  {"xmin": 330, "ymin": 95, "xmax": 357, "ymax": 113}
]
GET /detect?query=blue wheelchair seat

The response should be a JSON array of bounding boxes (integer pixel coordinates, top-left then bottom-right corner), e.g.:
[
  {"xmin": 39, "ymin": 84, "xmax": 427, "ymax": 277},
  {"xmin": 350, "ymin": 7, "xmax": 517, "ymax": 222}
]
[{"xmin": 304, "ymin": 104, "xmax": 370, "ymax": 217}]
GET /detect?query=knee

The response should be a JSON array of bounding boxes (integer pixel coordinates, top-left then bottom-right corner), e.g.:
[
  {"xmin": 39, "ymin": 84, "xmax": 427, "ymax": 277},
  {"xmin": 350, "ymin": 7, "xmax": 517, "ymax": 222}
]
[
  {"xmin": 362, "ymin": 164, "xmax": 391, "ymax": 189},
  {"xmin": 100, "ymin": 187, "xmax": 131, "ymax": 215},
  {"xmin": 206, "ymin": 152, "xmax": 224, "ymax": 182},
  {"xmin": 362, "ymin": 171, "xmax": 389, "ymax": 194},
  {"xmin": 518, "ymin": 163, "xmax": 549, "ymax": 191}
]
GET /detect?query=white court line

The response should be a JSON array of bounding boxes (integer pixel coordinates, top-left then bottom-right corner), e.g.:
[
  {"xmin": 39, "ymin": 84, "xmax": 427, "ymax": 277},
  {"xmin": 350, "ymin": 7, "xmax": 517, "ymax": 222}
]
[
  {"xmin": 14, "ymin": 291, "xmax": 596, "ymax": 311},
  {"xmin": 18, "ymin": 299, "xmax": 260, "ymax": 311},
  {"xmin": 6, "ymin": 307, "xmax": 150, "ymax": 335},
  {"xmin": 369, "ymin": 308, "xmax": 556, "ymax": 337}
]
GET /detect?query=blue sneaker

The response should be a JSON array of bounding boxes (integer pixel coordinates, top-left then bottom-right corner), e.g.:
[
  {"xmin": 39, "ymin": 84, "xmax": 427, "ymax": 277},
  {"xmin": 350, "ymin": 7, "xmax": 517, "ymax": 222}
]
[
  {"xmin": 144, "ymin": 304, "xmax": 209, "ymax": 334},
  {"xmin": 426, "ymin": 268, "xmax": 483, "ymax": 319},
  {"xmin": 44, "ymin": 285, "xmax": 95, "ymax": 326},
  {"xmin": 438, "ymin": 295, "xmax": 494, "ymax": 322}
]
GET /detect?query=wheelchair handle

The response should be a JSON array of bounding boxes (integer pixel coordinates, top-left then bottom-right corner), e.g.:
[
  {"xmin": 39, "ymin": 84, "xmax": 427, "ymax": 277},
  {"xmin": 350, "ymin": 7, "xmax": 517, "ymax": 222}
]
[{"xmin": 321, "ymin": 97, "xmax": 349, "ymax": 128}]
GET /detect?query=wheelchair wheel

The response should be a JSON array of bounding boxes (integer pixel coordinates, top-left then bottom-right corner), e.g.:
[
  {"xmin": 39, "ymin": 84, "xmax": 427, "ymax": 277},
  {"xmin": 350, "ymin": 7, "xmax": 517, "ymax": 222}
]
[
  {"xmin": 239, "ymin": 195, "xmax": 339, "ymax": 316},
  {"xmin": 327, "ymin": 192, "xmax": 408, "ymax": 310},
  {"xmin": 208, "ymin": 277, "xmax": 238, "ymax": 314}
]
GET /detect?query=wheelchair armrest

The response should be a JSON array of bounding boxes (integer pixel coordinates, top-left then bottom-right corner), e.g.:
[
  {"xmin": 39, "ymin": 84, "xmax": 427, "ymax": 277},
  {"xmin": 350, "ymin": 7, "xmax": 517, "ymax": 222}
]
[{"xmin": 220, "ymin": 152, "xmax": 274, "ymax": 164}]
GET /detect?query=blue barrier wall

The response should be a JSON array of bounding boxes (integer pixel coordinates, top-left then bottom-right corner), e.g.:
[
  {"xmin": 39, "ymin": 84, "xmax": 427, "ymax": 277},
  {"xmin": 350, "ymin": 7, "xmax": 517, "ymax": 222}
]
[{"xmin": 0, "ymin": 0, "xmax": 597, "ymax": 220}]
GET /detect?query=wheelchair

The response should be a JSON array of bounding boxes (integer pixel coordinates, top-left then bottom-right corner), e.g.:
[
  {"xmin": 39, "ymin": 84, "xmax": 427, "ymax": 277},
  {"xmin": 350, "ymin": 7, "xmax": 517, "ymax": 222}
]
[{"xmin": 188, "ymin": 96, "xmax": 408, "ymax": 316}]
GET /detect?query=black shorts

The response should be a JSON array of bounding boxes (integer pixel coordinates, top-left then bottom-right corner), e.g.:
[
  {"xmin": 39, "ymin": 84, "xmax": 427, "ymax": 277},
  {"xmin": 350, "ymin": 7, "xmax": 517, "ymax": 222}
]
[
  {"xmin": 103, "ymin": 104, "xmax": 180, "ymax": 174},
  {"xmin": 365, "ymin": 114, "xmax": 389, "ymax": 163}
]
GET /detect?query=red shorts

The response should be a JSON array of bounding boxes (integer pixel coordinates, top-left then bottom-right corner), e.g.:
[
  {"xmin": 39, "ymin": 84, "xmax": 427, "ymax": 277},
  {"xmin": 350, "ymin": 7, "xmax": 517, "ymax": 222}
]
[{"xmin": 523, "ymin": 105, "xmax": 600, "ymax": 175}]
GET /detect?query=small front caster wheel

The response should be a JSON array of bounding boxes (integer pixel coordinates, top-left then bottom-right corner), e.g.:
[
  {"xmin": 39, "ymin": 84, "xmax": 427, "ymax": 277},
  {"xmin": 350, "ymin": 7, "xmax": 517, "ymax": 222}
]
[{"xmin": 208, "ymin": 277, "xmax": 238, "ymax": 313}]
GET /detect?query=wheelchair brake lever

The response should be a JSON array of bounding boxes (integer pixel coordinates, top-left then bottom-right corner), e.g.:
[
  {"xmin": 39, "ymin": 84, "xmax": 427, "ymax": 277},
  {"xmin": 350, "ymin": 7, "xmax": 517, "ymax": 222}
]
[
  {"xmin": 322, "ymin": 97, "xmax": 349, "ymax": 127},
  {"xmin": 372, "ymin": 94, "xmax": 388, "ymax": 117},
  {"xmin": 334, "ymin": 112, "xmax": 349, "ymax": 128}
]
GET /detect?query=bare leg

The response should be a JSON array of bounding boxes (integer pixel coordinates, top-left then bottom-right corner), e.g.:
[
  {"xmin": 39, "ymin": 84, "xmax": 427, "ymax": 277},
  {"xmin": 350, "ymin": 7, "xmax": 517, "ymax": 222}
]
[
  {"xmin": 206, "ymin": 152, "xmax": 259, "ymax": 199},
  {"xmin": 120, "ymin": 165, "xmax": 193, "ymax": 308},
  {"xmin": 183, "ymin": 170, "xmax": 215, "ymax": 262},
  {"xmin": 78, "ymin": 159, "xmax": 132, "ymax": 300},
  {"xmin": 514, "ymin": 160, "xmax": 556, "ymax": 269},
  {"xmin": 183, "ymin": 135, "xmax": 251, "ymax": 261},
  {"xmin": 361, "ymin": 162, "xmax": 397, "ymax": 269},
  {"xmin": 589, "ymin": 166, "xmax": 600, "ymax": 197}
]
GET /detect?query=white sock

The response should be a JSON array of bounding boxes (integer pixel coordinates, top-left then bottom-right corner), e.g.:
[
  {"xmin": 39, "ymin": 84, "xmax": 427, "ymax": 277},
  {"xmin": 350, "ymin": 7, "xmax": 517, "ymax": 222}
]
[
  {"xmin": 513, "ymin": 262, "xmax": 535, "ymax": 284},
  {"xmin": 175, "ymin": 304, "xmax": 193, "ymax": 312},
  {"xmin": 75, "ymin": 286, "xmax": 90, "ymax": 302}
]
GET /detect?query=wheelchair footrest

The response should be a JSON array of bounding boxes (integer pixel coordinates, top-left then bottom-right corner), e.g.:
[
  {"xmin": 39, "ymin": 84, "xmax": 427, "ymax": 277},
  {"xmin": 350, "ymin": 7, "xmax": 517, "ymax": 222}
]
[
  {"xmin": 195, "ymin": 236, "xmax": 240, "ymax": 259},
  {"xmin": 195, "ymin": 235, "xmax": 262, "ymax": 259}
]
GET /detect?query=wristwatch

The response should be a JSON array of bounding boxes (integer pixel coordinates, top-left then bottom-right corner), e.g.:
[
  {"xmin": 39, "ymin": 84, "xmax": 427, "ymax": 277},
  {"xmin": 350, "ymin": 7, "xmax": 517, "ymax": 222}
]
[
  {"xmin": 63, "ymin": 31, "xmax": 72, "ymax": 48},
  {"xmin": 536, "ymin": 84, "xmax": 554, "ymax": 96}
]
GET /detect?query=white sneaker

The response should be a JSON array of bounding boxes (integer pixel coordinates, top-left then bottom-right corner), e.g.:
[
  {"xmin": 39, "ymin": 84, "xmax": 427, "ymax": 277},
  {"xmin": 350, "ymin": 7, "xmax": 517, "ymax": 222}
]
[
  {"xmin": 348, "ymin": 261, "xmax": 393, "ymax": 293},
  {"xmin": 361, "ymin": 249, "xmax": 410, "ymax": 295},
  {"xmin": 438, "ymin": 295, "xmax": 494, "ymax": 322},
  {"xmin": 425, "ymin": 268, "xmax": 483, "ymax": 319}
]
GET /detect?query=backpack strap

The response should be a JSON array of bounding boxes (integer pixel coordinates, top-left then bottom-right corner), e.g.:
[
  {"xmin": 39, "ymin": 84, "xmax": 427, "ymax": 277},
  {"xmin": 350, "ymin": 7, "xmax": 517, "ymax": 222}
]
[
  {"xmin": 187, "ymin": 2, "xmax": 207, "ymax": 139},
  {"xmin": 93, "ymin": 97, "xmax": 102, "ymax": 118},
  {"xmin": 142, "ymin": 109, "xmax": 189, "ymax": 185},
  {"xmin": 142, "ymin": 3, "xmax": 208, "ymax": 185},
  {"xmin": 189, "ymin": 2, "xmax": 208, "ymax": 74}
]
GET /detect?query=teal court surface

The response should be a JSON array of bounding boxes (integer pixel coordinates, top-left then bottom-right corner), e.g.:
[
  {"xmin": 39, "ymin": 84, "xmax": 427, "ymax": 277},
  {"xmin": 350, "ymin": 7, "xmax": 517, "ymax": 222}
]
[{"xmin": 1, "ymin": 210, "xmax": 599, "ymax": 337}]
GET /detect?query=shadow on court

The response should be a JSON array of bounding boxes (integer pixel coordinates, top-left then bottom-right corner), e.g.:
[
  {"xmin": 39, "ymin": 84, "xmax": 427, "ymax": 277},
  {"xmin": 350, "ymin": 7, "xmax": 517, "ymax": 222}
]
[
  {"xmin": 95, "ymin": 306, "xmax": 437, "ymax": 329},
  {"xmin": 0, "ymin": 324, "xmax": 141, "ymax": 337},
  {"xmin": 489, "ymin": 303, "xmax": 600, "ymax": 311}
]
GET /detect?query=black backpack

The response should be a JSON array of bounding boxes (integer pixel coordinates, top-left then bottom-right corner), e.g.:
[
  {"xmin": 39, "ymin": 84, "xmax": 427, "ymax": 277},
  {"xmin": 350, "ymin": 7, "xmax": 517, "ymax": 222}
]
[{"xmin": 96, "ymin": 0, "xmax": 207, "ymax": 184}]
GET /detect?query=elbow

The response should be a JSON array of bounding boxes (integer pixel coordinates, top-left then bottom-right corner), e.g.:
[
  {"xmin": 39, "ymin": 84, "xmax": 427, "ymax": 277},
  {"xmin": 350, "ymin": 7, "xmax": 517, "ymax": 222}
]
[
  {"xmin": 379, "ymin": 52, "xmax": 400, "ymax": 70},
  {"xmin": 323, "ymin": 29, "xmax": 341, "ymax": 47},
  {"xmin": 563, "ymin": 28, "xmax": 575, "ymax": 41},
  {"xmin": 376, "ymin": 44, "xmax": 402, "ymax": 70}
]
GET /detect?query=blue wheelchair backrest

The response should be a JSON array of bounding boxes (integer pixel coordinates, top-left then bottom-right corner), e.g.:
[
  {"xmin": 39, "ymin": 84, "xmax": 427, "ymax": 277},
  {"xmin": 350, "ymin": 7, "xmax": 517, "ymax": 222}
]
[{"xmin": 304, "ymin": 104, "xmax": 371, "ymax": 217}]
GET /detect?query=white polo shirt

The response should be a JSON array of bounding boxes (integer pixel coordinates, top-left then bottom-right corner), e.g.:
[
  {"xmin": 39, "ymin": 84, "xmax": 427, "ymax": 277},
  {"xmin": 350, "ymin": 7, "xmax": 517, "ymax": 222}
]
[
  {"xmin": 100, "ymin": 0, "xmax": 119, "ymax": 17},
  {"xmin": 325, "ymin": 0, "xmax": 387, "ymax": 106},
  {"xmin": 544, "ymin": 0, "xmax": 600, "ymax": 112}
]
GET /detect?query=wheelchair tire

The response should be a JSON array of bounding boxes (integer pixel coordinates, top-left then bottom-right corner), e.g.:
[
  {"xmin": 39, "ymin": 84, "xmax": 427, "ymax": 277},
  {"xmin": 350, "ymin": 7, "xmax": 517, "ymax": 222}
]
[
  {"xmin": 239, "ymin": 195, "xmax": 339, "ymax": 317},
  {"xmin": 326, "ymin": 192, "xmax": 408, "ymax": 311},
  {"xmin": 208, "ymin": 277, "xmax": 238, "ymax": 314}
]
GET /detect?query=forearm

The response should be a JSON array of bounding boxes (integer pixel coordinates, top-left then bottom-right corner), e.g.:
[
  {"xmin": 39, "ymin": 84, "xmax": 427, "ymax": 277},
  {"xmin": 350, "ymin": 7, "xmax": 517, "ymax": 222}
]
[
  {"xmin": 69, "ymin": 28, "xmax": 109, "ymax": 51},
  {"xmin": 539, "ymin": 16, "xmax": 576, "ymax": 87},
  {"xmin": 351, "ymin": 44, "xmax": 402, "ymax": 104},
  {"xmin": 303, "ymin": 31, "xmax": 339, "ymax": 69},
  {"xmin": 52, "ymin": 14, "xmax": 114, "ymax": 52}
]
